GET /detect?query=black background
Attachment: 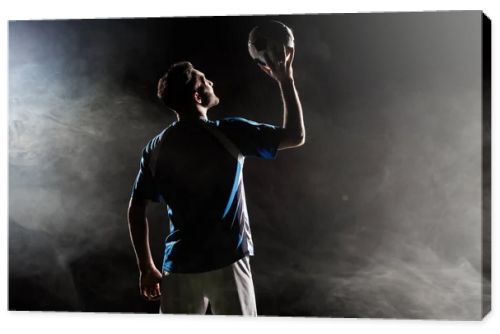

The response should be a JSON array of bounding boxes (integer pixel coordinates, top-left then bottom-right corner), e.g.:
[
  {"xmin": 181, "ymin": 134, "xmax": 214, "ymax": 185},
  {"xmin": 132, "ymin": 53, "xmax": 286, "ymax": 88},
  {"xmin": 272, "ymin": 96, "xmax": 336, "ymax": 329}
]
[{"xmin": 8, "ymin": 11, "xmax": 486, "ymax": 318}]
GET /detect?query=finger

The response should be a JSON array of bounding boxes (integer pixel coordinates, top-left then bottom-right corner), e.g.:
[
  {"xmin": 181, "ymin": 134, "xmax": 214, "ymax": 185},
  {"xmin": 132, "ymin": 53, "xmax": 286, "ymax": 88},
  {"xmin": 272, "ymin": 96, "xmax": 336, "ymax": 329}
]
[
  {"xmin": 262, "ymin": 53, "xmax": 276, "ymax": 72},
  {"xmin": 281, "ymin": 45, "xmax": 287, "ymax": 64},
  {"xmin": 284, "ymin": 47, "xmax": 294, "ymax": 71},
  {"xmin": 272, "ymin": 46, "xmax": 285, "ymax": 71},
  {"xmin": 258, "ymin": 64, "xmax": 273, "ymax": 77},
  {"xmin": 145, "ymin": 285, "xmax": 161, "ymax": 301},
  {"xmin": 150, "ymin": 295, "xmax": 161, "ymax": 301},
  {"xmin": 151, "ymin": 283, "xmax": 161, "ymax": 294},
  {"xmin": 142, "ymin": 283, "xmax": 155, "ymax": 298},
  {"xmin": 148, "ymin": 287, "xmax": 156, "ymax": 298},
  {"xmin": 257, "ymin": 65, "xmax": 268, "ymax": 76},
  {"xmin": 257, "ymin": 63, "xmax": 270, "ymax": 73},
  {"xmin": 141, "ymin": 286, "xmax": 149, "ymax": 299},
  {"xmin": 150, "ymin": 286, "xmax": 161, "ymax": 301},
  {"xmin": 287, "ymin": 47, "xmax": 295, "ymax": 68},
  {"xmin": 148, "ymin": 294, "xmax": 161, "ymax": 301}
]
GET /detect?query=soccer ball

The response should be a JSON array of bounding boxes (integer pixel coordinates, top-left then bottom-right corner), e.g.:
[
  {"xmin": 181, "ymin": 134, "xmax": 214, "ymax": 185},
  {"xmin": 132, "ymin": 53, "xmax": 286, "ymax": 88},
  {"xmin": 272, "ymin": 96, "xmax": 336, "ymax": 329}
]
[{"xmin": 248, "ymin": 20, "xmax": 295, "ymax": 68}]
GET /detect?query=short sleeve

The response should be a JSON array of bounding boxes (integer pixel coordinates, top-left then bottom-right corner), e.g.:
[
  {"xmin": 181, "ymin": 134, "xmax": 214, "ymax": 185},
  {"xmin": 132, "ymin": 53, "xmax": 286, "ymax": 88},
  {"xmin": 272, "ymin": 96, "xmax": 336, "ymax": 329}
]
[
  {"xmin": 130, "ymin": 140, "xmax": 161, "ymax": 203},
  {"xmin": 217, "ymin": 117, "xmax": 284, "ymax": 159}
]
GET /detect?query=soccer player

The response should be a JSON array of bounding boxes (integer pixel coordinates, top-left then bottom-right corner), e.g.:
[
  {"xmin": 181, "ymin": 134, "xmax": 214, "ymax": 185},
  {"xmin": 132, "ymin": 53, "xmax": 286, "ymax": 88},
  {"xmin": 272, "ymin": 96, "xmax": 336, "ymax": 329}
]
[{"xmin": 128, "ymin": 48, "xmax": 304, "ymax": 315}]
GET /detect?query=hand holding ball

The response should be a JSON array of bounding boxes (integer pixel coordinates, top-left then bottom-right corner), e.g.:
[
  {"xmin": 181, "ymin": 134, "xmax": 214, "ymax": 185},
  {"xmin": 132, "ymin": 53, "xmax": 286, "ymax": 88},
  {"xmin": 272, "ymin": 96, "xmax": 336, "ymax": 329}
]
[{"xmin": 248, "ymin": 20, "xmax": 295, "ymax": 81}]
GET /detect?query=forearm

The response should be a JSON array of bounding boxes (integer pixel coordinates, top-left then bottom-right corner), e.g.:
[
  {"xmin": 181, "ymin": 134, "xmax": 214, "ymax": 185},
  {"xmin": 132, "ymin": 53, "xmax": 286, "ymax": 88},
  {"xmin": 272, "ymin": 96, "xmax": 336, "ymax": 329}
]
[
  {"xmin": 128, "ymin": 203, "xmax": 156, "ymax": 272},
  {"xmin": 279, "ymin": 78, "xmax": 305, "ymax": 148}
]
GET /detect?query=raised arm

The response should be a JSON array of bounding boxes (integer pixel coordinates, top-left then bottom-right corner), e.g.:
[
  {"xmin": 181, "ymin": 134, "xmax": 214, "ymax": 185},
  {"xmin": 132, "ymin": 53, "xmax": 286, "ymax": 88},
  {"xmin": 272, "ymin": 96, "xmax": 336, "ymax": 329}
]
[
  {"xmin": 258, "ymin": 47, "xmax": 305, "ymax": 150},
  {"xmin": 127, "ymin": 197, "xmax": 162, "ymax": 301}
]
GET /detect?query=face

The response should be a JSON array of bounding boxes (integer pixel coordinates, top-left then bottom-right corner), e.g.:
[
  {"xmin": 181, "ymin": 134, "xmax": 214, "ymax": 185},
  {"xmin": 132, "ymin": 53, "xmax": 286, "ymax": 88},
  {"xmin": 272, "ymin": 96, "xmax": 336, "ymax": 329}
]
[{"xmin": 192, "ymin": 69, "xmax": 220, "ymax": 109}]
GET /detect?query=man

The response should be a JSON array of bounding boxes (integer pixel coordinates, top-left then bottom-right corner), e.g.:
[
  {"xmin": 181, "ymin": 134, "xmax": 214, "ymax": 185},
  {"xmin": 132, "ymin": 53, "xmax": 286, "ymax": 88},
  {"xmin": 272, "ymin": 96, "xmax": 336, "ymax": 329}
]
[{"xmin": 127, "ymin": 47, "xmax": 305, "ymax": 315}]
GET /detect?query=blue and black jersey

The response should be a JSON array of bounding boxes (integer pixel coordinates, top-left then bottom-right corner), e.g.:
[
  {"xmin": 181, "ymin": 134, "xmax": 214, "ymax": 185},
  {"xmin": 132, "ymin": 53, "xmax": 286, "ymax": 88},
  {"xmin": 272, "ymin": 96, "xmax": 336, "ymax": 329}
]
[{"xmin": 131, "ymin": 117, "xmax": 284, "ymax": 273}]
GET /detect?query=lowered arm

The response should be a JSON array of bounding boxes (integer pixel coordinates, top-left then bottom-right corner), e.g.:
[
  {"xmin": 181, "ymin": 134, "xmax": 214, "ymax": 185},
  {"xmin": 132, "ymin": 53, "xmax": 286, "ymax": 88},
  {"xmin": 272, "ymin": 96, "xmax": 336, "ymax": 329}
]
[{"xmin": 127, "ymin": 197, "xmax": 162, "ymax": 301}]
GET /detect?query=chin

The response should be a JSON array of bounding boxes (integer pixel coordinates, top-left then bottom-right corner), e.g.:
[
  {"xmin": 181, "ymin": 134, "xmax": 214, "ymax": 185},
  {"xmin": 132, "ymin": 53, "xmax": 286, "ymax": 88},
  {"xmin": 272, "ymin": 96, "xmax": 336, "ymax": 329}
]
[
  {"xmin": 204, "ymin": 92, "xmax": 220, "ymax": 109},
  {"xmin": 211, "ymin": 96, "xmax": 220, "ymax": 108}
]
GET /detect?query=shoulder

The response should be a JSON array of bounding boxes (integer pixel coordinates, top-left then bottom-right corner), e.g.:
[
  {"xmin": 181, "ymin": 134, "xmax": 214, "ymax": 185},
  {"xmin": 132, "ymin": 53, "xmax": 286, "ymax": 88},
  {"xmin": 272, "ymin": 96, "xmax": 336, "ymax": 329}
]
[
  {"xmin": 216, "ymin": 117, "xmax": 280, "ymax": 133},
  {"xmin": 143, "ymin": 122, "xmax": 177, "ymax": 155},
  {"xmin": 217, "ymin": 117, "xmax": 261, "ymax": 127},
  {"xmin": 209, "ymin": 118, "xmax": 283, "ymax": 159}
]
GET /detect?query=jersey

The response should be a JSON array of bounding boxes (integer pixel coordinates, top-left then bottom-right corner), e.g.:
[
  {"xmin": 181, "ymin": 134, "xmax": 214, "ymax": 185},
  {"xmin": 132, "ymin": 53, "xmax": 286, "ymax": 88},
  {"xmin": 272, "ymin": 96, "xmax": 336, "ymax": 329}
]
[{"xmin": 130, "ymin": 117, "xmax": 284, "ymax": 273}]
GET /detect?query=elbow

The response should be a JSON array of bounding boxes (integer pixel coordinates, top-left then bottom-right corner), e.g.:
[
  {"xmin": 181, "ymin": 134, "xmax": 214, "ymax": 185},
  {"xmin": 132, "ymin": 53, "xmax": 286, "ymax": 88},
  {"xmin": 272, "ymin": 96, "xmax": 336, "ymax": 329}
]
[
  {"xmin": 295, "ymin": 133, "xmax": 306, "ymax": 147},
  {"xmin": 290, "ymin": 135, "xmax": 305, "ymax": 148},
  {"xmin": 289, "ymin": 128, "xmax": 306, "ymax": 147},
  {"xmin": 279, "ymin": 131, "xmax": 306, "ymax": 150}
]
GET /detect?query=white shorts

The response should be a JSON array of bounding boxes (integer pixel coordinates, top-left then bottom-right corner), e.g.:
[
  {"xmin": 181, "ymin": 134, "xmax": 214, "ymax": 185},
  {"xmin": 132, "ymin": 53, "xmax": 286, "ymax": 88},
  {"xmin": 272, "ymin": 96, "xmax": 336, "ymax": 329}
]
[{"xmin": 159, "ymin": 256, "xmax": 257, "ymax": 316}]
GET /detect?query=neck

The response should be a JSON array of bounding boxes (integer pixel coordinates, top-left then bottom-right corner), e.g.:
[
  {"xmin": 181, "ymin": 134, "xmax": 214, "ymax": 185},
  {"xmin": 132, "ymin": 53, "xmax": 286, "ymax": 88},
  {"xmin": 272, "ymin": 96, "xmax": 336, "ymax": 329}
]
[
  {"xmin": 176, "ymin": 105, "xmax": 208, "ymax": 122},
  {"xmin": 178, "ymin": 114, "xmax": 208, "ymax": 122}
]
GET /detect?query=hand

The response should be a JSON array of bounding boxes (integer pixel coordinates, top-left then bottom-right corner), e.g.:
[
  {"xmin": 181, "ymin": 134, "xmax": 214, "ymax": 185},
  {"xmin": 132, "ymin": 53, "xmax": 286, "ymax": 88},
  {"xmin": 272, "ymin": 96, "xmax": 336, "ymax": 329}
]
[
  {"xmin": 258, "ymin": 46, "xmax": 295, "ymax": 83},
  {"xmin": 139, "ymin": 266, "xmax": 162, "ymax": 301}
]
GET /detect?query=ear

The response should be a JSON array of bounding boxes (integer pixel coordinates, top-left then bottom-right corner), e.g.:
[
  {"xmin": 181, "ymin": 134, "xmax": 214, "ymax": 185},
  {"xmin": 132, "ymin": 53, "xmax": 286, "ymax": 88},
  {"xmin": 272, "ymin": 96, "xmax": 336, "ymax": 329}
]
[{"xmin": 193, "ymin": 91, "xmax": 202, "ymax": 104}]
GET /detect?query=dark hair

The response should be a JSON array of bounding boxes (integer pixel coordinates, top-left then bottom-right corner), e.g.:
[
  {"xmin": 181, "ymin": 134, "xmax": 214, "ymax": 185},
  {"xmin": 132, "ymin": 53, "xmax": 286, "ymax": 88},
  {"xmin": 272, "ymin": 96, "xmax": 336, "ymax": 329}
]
[{"xmin": 157, "ymin": 61, "xmax": 197, "ymax": 111}]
